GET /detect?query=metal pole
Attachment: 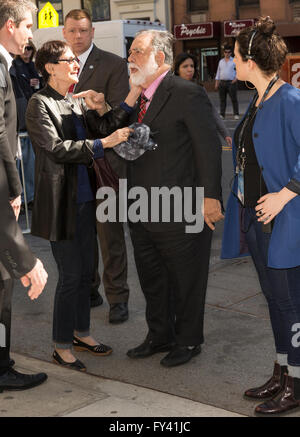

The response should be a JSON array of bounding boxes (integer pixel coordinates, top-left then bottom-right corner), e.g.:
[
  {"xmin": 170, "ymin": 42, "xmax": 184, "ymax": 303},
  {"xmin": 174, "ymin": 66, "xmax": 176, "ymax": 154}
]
[{"xmin": 18, "ymin": 133, "xmax": 31, "ymax": 234}]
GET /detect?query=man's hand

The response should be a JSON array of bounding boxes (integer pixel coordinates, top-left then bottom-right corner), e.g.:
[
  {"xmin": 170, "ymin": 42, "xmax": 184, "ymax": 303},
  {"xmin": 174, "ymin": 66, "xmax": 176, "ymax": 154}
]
[
  {"xmin": 73, "ymin": 90, "xmax": 108, "ymax": 115},
  {"xmin": 204, "ymin": 198, "xmax": 224, "ymax": 230},
  {"xmin": 10, "ymin": 195, "xmax": 21, "ymax": 221},
  {"xmin": 20, "ymin": 258, "xmax": 48, "ymax": 300}
]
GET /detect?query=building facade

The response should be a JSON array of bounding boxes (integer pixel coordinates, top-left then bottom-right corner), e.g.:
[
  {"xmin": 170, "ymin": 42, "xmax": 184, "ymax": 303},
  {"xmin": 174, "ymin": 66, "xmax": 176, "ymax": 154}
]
[
  {"xmin": 172, "ymin": 0, "xmax": 300, "ymax": 88},
  {"xmin": 34, "ymin": 0, "xmax": 171, "ymax": 28}
]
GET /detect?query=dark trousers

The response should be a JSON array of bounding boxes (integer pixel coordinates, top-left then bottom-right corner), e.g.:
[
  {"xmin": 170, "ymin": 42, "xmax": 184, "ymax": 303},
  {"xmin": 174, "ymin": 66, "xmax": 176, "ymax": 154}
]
[
  {"xmin": 219, "ymin": 81, "xmax": 239, "ymax": 116},
  {"xmin": 244, "ymin": 207, "xmax": 300, "ymax": 366},
  {"xmin": 0, "ymin": 278, "xmax": 13, "ymax": 375},
  {"xmin": 50, "ymin": 201, "xmax": 95, "ymax": 346},
  {"xmin": 129, "ymin": 223, "xmax": 212, "ymax": 346},
  {"xmin": 96, "ymin": 195, "xmax": 129, "ymax": 304}
]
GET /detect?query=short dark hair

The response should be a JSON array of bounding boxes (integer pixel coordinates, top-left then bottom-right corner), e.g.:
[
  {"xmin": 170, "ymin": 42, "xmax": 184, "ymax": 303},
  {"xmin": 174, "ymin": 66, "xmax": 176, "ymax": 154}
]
[
  {"xmin": 35, "ymin": 40, "xmax": 69, "ymax": 82},
  {"xmin": 223, "ymin": 45, "xmax": 232, "ymax": 52},
  {"xmin": 173, "ymin": 52, "xmax": 199, "ymax": 80},
  {"xmin": 64, "ymin": 9, "xmax": 92, "ymax": 25},
  {"xmin": 0, "ymin": 0, "xmax": 37, "ymax": 29},
  {"xmin": 236, "ymin": 16, "xmax": 288, "ymax": 75}
]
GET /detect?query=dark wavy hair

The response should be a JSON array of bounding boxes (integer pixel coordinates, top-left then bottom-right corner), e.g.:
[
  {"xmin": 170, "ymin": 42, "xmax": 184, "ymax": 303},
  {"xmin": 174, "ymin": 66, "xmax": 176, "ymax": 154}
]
[
  {"xmin": 173, "ymin": 52, "xmax": 199, "ymax": 81},
  {"xmin": 236, "ymin": 16, "xmax": 288, "ymax": 76},
  {"xmin": 35, "ymin": 40, "xmax": 69, "ymax": 82}
]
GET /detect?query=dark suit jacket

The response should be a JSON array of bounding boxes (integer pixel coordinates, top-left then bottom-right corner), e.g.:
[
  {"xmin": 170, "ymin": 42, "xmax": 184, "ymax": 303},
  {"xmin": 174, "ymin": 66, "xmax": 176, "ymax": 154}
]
[
  {"xmin": 0, "ymin": 156, "xmax": 36, "ymax": 281},
  {"xmin": 0, "ymin": 54, "xmax": 22, "ymax": 199},
  {"xmin": 74, "ymin": 45, "xmax": 130, "ymax": 178},
  {"xmin": 128, "ymin": 72, "xmax": 222, "ymax": 232}
]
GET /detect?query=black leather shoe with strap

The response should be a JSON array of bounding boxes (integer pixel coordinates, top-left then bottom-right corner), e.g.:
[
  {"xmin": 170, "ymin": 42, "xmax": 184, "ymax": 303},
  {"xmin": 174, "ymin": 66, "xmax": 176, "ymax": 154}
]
[{"xmin": 73, "ymin": 337, "xmax": 112, "ymax": 356}]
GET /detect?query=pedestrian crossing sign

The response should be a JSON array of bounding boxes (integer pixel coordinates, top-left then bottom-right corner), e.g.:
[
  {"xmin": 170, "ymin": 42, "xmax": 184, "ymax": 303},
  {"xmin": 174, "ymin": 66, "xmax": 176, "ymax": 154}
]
[{"xmin": 38, "ymin": 2, "xmax": 59, "ymax": 28}]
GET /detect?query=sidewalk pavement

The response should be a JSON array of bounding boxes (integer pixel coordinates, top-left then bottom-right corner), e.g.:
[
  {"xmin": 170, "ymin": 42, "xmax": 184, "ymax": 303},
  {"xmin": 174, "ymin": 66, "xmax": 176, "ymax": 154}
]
[{"xmin": 3, "ymin": 353, "xmax": 244, "ymax": 417}]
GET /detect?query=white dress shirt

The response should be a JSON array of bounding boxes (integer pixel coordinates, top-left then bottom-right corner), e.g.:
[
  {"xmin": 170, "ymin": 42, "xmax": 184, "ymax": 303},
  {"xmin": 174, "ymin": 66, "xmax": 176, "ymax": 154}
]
[{"xmin": 215, "ymin": 57, "xmax": 236, "ymax": 81}]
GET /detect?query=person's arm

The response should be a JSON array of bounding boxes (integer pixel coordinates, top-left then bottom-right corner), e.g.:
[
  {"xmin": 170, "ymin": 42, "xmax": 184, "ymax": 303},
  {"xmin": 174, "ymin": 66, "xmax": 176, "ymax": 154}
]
[
  {"xmin": 26, "ymin": 95, "xmax": 95, "ymax": 165},
  {"xmin": 215, "ymin": 61, "xmax": 221, "ymax": 90},
  {"xmin": 0, "ymin": 157, "xmax": 47, "ymax": 299},
  {"xmin": 211, "ymin": 103, "xmax": 231, "ymax": 140},
  {"xmin": 183, "ymin": 85, "xmax": 224, "ymax": 230},
  {"xmin": 0, "ymin": 65, "xmax": 22, "ymax": 201},
  {"xmin": 80, "ymin": 85, "xmax": 141, "ymax": 139}
]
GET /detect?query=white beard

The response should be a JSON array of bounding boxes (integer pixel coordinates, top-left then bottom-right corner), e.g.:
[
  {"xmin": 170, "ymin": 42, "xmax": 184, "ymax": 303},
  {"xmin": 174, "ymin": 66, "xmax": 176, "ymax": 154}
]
[{"xmin": 129, "ymin": 52, "xmax": 159, "ymax": 86}]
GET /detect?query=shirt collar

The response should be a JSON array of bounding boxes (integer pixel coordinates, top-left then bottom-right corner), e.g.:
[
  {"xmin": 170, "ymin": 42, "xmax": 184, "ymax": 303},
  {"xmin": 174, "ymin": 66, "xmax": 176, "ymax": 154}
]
[
  {"xmin": 143, "ymin": 68, "xmax": 170, "ymax": 101},
  {"xmin": 0, "ymin": 44, "xmax": 13, "ymax": 70},
  {"xmin": 77, "ymin": 43, "xmax": 94, "ymax": 74}
]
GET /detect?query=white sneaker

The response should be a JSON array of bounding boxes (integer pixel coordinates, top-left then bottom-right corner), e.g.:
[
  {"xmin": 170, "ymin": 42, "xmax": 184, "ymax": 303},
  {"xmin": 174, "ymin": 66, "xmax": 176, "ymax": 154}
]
[
  {"xmin": 220, "ymin": 115, "xmax": 225, "ymax": 120},
  {"xmin": 234, "ymin": 115, "xmax": 240, "ymax": 120}
]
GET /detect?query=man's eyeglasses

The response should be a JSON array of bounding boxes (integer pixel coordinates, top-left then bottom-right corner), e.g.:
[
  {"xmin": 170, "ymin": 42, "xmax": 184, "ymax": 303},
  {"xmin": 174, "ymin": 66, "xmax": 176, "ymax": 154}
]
[
  {"xmin": 224, "ymin": 50, "xmax": 231, "ymax": 54},
  {"xmin": 52, "ymin": 57, "xmax": 78, "ymax": 65}
]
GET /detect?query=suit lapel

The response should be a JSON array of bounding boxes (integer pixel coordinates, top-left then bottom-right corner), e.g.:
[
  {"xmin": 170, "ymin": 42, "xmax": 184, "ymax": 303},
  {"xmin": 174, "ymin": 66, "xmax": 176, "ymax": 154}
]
[
  {"xmin": 142, "ymin": 72, "xmax": 173, "ymax": 126},
  {"xmin": 75, "ymin": 46, "xmax": 100, "ymax": 92}
]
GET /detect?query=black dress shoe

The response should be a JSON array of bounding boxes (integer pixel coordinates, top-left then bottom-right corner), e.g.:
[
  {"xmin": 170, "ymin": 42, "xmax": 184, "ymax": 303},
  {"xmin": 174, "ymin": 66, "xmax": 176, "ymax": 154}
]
[
  {"xmin": 160, "ymin": 344, "xmax": 201, "ymax": 367},
  {"xmin": 109, "ymin": 302, "xmax": 129, "ymax": 324},
  {"xmin": 0, "ymin": 368, "xmax": 47, "ymax": 393},
  {"xmin": 52, "ymin": 350, "xmax": 86, "ymax": 372},
  {"xmin": 90, "ymin": 291, "xmax": 103, "ymax": 308},
  {"xmin": 127, "ymin": 339, "xmax": 174, "ymax": 359}
]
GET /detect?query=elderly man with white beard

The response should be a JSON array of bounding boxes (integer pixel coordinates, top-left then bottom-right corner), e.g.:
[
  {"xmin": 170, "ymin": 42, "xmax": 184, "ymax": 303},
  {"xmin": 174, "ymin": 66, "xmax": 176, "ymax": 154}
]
[{"xmin": 125, "ymin": 30, "xmax": 223, "ymax": 367}]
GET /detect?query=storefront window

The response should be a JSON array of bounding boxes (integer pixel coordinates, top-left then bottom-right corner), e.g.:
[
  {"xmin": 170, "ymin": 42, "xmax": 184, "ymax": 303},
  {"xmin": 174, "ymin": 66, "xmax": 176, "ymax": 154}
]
[
  {"xmin": 187, "ymin": 0, "xmax": 209, "ymax": 12},
  {"xmin": 200, "ymin": 48, "xmax": 219, "ymax": 82},
  {"xmin": 36, "ymin": 1, "xmax": 63, "ymax": 25},
  {"xmin": 81, "ymin": 0, "xmax": 111, "ymax": 21}
]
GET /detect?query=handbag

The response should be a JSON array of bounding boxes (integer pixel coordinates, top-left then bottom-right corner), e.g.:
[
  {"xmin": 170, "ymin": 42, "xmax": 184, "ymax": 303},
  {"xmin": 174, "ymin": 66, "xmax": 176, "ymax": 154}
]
[{"xmin": 93, "ymin": 155, "xmax": 119, "ymax": 192}]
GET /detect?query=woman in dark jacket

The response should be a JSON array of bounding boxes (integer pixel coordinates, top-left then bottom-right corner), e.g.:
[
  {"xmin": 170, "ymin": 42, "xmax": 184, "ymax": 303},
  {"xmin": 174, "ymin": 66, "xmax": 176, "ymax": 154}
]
[{"xmin": 26, "ymin": 40, "xmax": 141, "ymax": 371}]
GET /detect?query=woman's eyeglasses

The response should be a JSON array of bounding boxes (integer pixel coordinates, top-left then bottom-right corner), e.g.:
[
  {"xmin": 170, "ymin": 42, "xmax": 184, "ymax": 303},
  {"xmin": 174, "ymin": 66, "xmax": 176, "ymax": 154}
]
[
  {"xmin": 52, "ymin": 57, "xmax": 78, "ymax": 65},
  {"xmin": 25, "ymin": 46, "xmax": 33, "ymax": 51}
]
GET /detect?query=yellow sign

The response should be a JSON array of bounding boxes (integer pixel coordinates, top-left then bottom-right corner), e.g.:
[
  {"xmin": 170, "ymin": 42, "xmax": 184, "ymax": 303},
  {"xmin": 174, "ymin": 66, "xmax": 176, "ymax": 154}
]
[{"xmin": 38, "ymin": 2, "xmax": 59, "ymax": 29}]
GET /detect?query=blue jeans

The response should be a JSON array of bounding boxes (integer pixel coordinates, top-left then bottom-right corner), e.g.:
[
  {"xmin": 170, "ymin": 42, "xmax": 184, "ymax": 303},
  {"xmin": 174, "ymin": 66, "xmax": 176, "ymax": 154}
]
[
  {"xmin": 244, "ymin": 207, "xmax": 300, "ymax": 366},
  {"xmin": 50, "ymin": 201, "xmax": 95, "ymax": 348},
  {"xmin": 16, "ymin": 134, "xmax": 35, "ymax": 203}
]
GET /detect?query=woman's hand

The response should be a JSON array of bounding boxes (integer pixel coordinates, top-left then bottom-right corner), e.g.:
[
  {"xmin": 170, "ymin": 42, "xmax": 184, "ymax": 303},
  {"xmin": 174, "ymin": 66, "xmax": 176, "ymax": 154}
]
[
  {"xmin": 256, "ymin": 188, "xmax": 298, "ymax": 224},
  {"xmin": 101, "ymin": 127, "xmax": 133, "ymax": 149},
  {"xmin": 73, "ymin": 90, "xmax": 108, "ymax": 115},
  {"xmin": 125, "ymin": 82, "xmax": 142, "ymax": 107}
]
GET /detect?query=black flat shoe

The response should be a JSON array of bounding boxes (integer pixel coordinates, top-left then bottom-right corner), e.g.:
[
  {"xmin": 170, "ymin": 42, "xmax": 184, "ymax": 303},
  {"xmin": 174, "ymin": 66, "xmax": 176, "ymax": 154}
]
[
  {"xmin": 0, "ymin": 368, "xmax": 47, "ymax": 393},
  {"xmin": 73, "ymin": 337, "xmax": 112, "ymax": 356},
  {"xmin": 52, "ymin": 350, "xmax": 86, "ymax": 372},
  {"xmin": 127, "ymin": 339, "xmax": 174, "ymax": 359},
  {"xmin": 160, "ymin": 344, "xmax": 201, "ymax": 367},
  {"xmin": 109, "ymin": 302, "xmax": 129, "ymax": 324}
]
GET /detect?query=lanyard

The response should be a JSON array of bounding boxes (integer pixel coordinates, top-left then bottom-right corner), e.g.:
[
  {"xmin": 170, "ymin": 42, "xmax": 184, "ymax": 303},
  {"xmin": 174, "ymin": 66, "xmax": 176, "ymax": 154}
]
[{"xmin": 236, "ymin": 74, "xmax": 279, "ymax": 173}]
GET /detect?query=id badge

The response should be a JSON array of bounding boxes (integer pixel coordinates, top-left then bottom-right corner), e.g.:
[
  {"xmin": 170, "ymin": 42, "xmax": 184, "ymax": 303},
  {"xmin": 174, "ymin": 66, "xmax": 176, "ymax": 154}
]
[{"xmin": 237, "ymin": 169, "xmax": 244, "ymax": 206}]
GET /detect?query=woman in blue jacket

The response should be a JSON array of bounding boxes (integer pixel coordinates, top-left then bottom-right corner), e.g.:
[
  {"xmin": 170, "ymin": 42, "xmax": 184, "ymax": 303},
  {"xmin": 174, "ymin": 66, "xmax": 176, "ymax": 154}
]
[{"xmin": 221, "ymin": 17, "xmax": 300, "ymax": 414}]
